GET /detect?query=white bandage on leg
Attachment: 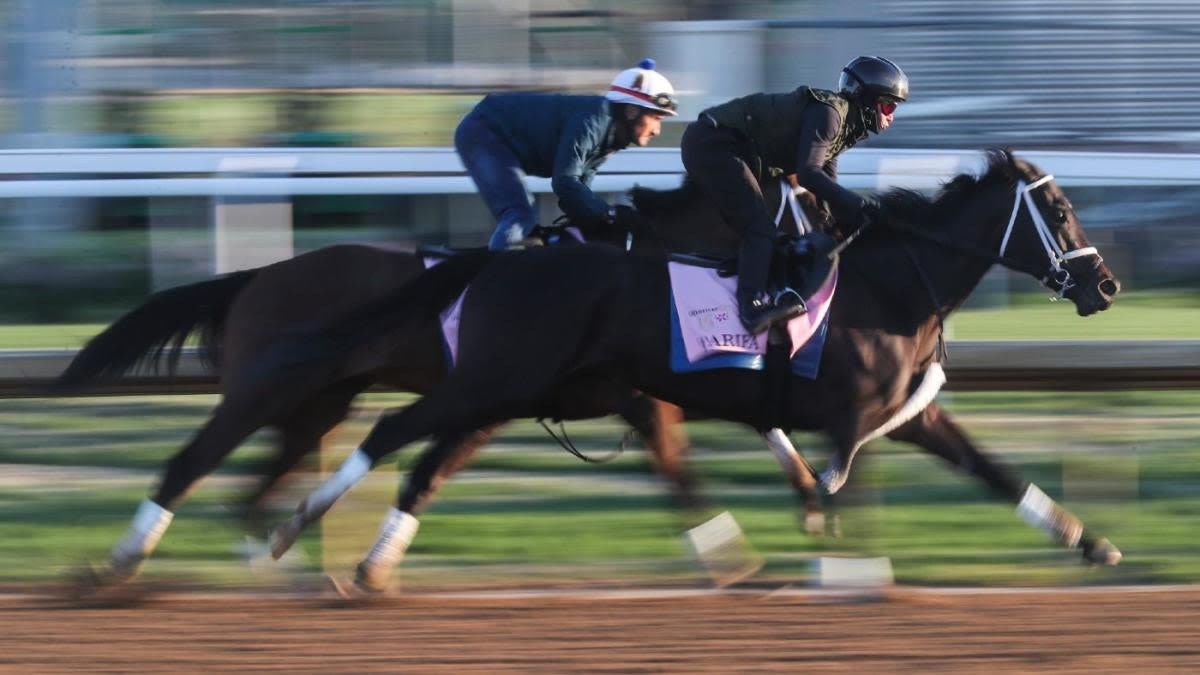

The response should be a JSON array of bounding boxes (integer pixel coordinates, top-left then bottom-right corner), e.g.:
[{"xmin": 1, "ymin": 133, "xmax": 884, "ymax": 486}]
[
  {"xmin": 304, "ymin": 448, "xmax": 372, "ymax": 520},
  {"xmin": 112, "ymin": 498, "xmax": 174, "ymax": 560},
  {"xmin": 1016, "ymin": 483, "xmax": 1083, "ymax": 548},
  {"xmin": 764, "ymin": 428, "xmax": 803, "ymax": 477},
  {"xmin": 364, "ymin": 507, "xmax": 420, "ymax": 569}
]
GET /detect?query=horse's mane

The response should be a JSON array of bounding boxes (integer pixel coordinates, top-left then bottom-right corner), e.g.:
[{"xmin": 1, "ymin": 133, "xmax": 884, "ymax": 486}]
[
  {"xmin": 878, "ymin": 148, "xmax": 1021, "ymax": 228},
  {"xmin": 633, "ymin": 149, "xmax": 1022, "ymax": 230}
]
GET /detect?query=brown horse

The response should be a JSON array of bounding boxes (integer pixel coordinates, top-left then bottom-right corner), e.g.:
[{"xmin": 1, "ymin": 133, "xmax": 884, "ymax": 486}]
[
  {"xmin": 58, "ymin": 174, "xmax": 821, "ymax": 586},
  {"xmin": 266, "ymin": 150, "xmax": 1124, "ymax": 592}
]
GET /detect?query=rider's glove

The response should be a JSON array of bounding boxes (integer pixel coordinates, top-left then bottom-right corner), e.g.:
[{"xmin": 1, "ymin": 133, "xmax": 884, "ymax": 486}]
[{"xmin": 609, "ymin": 204, "xmax": 648, "ymax": 238}]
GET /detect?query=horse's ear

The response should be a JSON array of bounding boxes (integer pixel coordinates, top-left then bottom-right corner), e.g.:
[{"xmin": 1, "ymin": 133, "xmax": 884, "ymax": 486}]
[
  {"xmin": 982, "ymin": 147, "xmax": 1018, "ymax": 182},
  {"xmin": 1002, "ymin": 147, "xmax": 1018, "ymax": 170}
]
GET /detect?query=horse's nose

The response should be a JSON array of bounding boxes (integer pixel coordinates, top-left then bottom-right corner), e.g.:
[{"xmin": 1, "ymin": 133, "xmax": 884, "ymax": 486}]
[{"xmin": 1098, "ymin": 277, "xmax": 1121, "ymax": 300}]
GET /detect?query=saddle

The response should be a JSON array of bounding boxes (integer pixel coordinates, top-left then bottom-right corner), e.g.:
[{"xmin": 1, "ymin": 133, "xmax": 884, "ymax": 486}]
[{"xmin": 670, "ymin": 231, "xmax": 839, "ymax": 306}]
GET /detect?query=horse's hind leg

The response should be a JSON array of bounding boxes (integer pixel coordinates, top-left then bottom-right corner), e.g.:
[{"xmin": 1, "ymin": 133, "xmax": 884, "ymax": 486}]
[
  {"xmin": 271, "ymin": 381, "xmax": 518, "ymax": 559},
  {"xmin": 353, "ymin": 425, "xmax": 501, "ymax": 591},
  {"xmin": 887, "ymin": 403, "xmax": 1121, "ymax": 566},
  {"xmin": 240, "ymin": 378, "xmax": 367, "ymax": 537},
  {"xmin": 101, "ymin": 371, "xmax": 330, "ymax": 584},
  {"xmin": 102, "ymin": 398, "xmax": 274, "ymax": 582}
]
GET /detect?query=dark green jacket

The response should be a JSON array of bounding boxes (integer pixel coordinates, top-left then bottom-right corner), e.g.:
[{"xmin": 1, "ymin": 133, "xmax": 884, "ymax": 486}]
[{"xmin": 702, "ymin": 86, "xmax": 870, "ymax": 222}]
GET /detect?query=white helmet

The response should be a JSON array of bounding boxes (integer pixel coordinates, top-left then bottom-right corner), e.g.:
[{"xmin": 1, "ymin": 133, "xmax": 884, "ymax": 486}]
[{"xmin": 604, "ymin": 58, "xmax": 678, "ymax": 116}]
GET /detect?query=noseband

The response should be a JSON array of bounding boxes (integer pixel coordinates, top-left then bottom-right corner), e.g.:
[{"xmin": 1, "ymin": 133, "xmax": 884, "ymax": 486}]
[{"xmin": 997, "ymin": 175, "xmax": 1101, "ymax": 298}]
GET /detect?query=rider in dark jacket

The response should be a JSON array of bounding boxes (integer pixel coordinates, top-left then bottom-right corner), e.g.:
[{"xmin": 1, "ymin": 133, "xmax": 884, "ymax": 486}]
[
  {"xmin": 455, "ymin": 59, "xmax": 678, "ymax": 249},
  {"xmin": 681, "ymin": 56, "xmax": 909, "ymax": 334}
]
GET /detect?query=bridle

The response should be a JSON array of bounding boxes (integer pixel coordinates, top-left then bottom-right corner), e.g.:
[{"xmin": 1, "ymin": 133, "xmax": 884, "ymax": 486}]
[
  {"xmin": 854, "ymin": 171, "xmax": 1104, "ymax": 361},
  {"xmin": 997, "ymin": 174, "xmax": 1101, "ymax": 299}
]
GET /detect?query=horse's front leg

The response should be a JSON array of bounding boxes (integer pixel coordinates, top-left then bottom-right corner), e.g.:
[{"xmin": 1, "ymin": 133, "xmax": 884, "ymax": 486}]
[
  {"xmin": 763, "ymin": 429, "xmax": 827, "ymax": 536},
  {"xmin": 887, "ymin": 403, "xmax": 1121, "ymax": 566}
]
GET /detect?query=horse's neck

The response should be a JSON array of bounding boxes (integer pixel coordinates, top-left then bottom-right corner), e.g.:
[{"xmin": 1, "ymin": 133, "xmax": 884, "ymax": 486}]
[
  {"xmin": 647, "ymin": 209, "xmax": 740, "ymax": 257},
  {"xmin": 646, "ymin": 178, "xmax": 815, "ymax": 257},
  {"xmin": 845, "ymin": 214, "xmax": 999, "ymax": 333}
]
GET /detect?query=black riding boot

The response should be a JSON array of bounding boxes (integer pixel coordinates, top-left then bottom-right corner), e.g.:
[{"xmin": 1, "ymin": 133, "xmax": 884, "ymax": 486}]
[{"xmin": 737, "ymin": 231, "xmax": 806, "ymax": 334}]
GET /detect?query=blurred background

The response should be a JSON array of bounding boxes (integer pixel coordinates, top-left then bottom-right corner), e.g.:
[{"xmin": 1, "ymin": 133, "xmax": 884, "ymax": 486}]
[{"xmin": 0, "ymin": 0, "xmax": 1198, "ymax": 590}]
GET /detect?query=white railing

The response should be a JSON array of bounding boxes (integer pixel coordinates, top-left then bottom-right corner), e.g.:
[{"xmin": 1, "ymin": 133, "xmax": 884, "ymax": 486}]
[{"xmin": 1, "ymin": 147, "xmax": 1200, "ymax": 198}]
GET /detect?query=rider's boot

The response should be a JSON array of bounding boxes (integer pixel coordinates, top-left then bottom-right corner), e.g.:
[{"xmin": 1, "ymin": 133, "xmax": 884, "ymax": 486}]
[
  {"xmin": 488, "ymin": 213, "xmax": 539, "ymax": 251},
  {"xmin": 738, "ymin": 290, "xmax": 806, "ymax": 335},
  {"xmin": 736, "ymin": 229, "xmax": 805, "ymax": 334}
]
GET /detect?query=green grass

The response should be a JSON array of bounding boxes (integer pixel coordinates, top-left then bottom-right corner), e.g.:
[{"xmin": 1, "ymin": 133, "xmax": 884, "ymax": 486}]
[
  {"xmin": 0, "ymin": 390, "xmax": 1197, "ymax": 588},
  {"xmin": 949, "ymin": 294, "xmax": 1200, "ymax": 339}
]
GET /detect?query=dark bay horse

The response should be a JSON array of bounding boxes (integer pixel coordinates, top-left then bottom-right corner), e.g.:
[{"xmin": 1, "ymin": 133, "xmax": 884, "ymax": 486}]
[
  {"xmin": 59, "ymin": 173, "xmax": 821, "ymax": 586},
  {"xmin": 268, "ymin": 150, "xmax": 1124, "ymax": 591}
]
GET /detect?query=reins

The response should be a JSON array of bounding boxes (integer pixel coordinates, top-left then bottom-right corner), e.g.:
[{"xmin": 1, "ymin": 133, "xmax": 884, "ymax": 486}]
[{"xmin": 538, "ymin": 418, "xmax": 626, "ymax": 464}]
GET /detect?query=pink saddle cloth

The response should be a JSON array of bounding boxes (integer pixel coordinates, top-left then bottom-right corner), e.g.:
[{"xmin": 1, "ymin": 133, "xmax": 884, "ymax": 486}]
[
  {"xmin": 667, "ymin": 262, "xmax": 837, "ymax": 364},
  {"xmin": 423, "ymin": 257, "xmax": 467, "ymax": 365}
]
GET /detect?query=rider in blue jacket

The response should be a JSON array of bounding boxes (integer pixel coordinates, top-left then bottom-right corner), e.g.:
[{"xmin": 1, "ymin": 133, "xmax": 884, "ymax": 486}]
[{"xmin": 455, "ymin": 59, "xmax": 678, "ymax": 249}]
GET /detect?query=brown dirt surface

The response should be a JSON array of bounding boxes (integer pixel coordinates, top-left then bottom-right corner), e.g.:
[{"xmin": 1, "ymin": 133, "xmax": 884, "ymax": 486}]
[{"xmin": 1, "ymin": 586, "xmax": 1198, "ymax": 673}]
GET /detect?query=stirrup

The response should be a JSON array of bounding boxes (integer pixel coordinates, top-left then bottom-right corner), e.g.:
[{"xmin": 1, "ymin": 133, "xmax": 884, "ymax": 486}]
[{"xmin": 773, "ymin": 287, "xmax": 808, "ymax": 314}]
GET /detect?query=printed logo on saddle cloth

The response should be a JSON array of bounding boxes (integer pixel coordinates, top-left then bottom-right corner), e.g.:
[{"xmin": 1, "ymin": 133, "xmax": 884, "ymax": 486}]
[
  {"xmin": 667, "ymin": 262, "xmax": 837, "ymax": 376},
  {"xmin": 422, "ymin": 257, "xmax": 467, "ymax": 366}
]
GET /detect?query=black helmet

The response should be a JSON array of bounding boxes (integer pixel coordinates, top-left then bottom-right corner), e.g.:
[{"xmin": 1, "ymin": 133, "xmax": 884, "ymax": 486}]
[
  {"xmin": 838, "ymin": 56, "xmax": 908, "ymax": 133},
  {"xmin": 838, "ymin": 55, "xmax": 909, "ymax": 103}
]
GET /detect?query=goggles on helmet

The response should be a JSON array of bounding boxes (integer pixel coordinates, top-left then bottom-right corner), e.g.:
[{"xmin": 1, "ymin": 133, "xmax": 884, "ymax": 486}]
[{"xmin": 608, "ymin": 85, "xmax": 678, "ymax": 113}]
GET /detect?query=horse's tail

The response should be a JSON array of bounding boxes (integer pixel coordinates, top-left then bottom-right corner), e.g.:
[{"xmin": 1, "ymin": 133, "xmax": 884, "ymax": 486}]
[
  {"xmin": 262, "ymin": 250, "xmax": 495, "ymax": 374},
  {"xmin": 55, "ymin": 269, "xmax": 259, "ymax": 390}
]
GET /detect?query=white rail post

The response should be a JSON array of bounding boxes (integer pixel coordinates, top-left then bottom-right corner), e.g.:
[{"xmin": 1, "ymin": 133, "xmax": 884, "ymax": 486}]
[{"xmin": 211, "ymin": 156, "xmax": 298, "ymax": 274}]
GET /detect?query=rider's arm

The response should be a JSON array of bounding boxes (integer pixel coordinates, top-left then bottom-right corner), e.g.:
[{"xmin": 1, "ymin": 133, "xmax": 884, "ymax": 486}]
[
  {"xmin": 794, "ymin": 103, "xmax": 866, "ymax": 223},
  {"xmin": 551, "ymin": 114, "xmax": 611, "ymax": 225}
]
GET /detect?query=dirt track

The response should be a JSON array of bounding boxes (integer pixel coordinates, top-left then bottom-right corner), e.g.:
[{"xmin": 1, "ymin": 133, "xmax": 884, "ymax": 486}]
[{"xmin": 1, "ymin": 586, "xmax": 1198, "ymax": 673}]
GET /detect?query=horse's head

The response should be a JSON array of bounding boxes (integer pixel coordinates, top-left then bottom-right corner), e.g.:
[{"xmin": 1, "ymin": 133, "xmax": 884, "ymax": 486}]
[{"xmin": 992, "ymin": 151, "xmax": 1120, "ymax": 316}]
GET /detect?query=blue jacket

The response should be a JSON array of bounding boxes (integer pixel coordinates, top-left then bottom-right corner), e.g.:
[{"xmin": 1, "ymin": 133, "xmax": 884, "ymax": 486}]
[{"xmin": 473, "ymin": 93, "xmax": 623, "ymax": 224}]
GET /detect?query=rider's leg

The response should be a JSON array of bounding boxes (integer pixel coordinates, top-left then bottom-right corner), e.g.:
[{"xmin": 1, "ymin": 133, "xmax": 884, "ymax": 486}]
[
  {"xmin": 680, "ymin": 121, "xmax": 803, "ymax": 334},
  {"xmin": 454, "ymin": 111, "xmax": 538, "ymax": 250}
]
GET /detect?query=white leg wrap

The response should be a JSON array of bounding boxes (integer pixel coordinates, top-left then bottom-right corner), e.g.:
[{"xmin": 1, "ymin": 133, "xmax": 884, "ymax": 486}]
[
  {"xmin": 823, "ymin": 363, "xmax": 947, "ymax": 495},
  {"xmin": 112, "ymin": 499, "xmax": 174, "ymax": 560},
  {"xmin": 764, "ymin": 428, "xmax": 804, "ymax": 480},
  {"xmin": 683, "ymin": 512, "xmax": 763, "ymax": 586},
  {"xmin": 1016, "ymin": 483, "xmax": 1083, "ymax": 548},
  {"xmin": 304, "ymin": 448, "xmax": 372, "ymax": 520},
  {"xmin": 363, "ymin": 508, "xmax": 420, "ymax": 569}
]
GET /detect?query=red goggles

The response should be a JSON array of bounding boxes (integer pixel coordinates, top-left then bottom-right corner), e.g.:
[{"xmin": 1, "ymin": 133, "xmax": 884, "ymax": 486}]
[{"xmin": 877, "ymin": 100, "xmax": 899, "ymax": 116}]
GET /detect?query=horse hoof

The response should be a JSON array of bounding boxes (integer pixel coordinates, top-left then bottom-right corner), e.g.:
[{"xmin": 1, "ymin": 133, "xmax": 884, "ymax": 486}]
[
  {"xmin": 325, "ymin": 577, "xmax": 388, "ymax": 604},
  {"xmin": 827, "ymin": 513, "xmax": 843, "ymax": 539},
  {"xmin": 803, "ymin": 511, "xmax": 826, "ymax": 537},
  {"xmin": 353, "ymin": 561, "xmax": 391, "ymax": 594},
  {"xmin": 820, "ymin": 467, "xmax": 847, "ymax": 495},
  {"xmin": 683, "ymin": 512, "xmax": 764, "ymax": 587},
  {"xmin": 1085, "ymin": 538, "xmax": 1122, "ymax": 566},
  {"xmin": 269, "ymin": 516, "xmax": 304, "ymax": 560}
]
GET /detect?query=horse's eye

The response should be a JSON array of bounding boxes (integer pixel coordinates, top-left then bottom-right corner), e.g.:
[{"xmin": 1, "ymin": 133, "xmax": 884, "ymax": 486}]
[{"xmin": 1054, "ymin": 209, "xmax": 1068, "ymax": 223}]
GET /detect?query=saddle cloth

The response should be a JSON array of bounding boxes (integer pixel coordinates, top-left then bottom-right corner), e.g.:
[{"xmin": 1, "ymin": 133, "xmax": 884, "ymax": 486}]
[
  {"xmin": 668, "ymin": 262, "xmax": 836, "ymax": 377},
  {"xmin": 420, "ymin": 226, "xmax": 584, "ymax": 367},
  {"xmin": 423, "ymin": 257, "xmax": 467, "ymax": 366}
]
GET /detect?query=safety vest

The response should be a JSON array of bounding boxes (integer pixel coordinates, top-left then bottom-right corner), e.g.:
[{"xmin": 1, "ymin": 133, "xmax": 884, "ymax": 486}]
[{"xmin": 702, "ymin": 87, "xmax": 867, "ymax": 179}]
